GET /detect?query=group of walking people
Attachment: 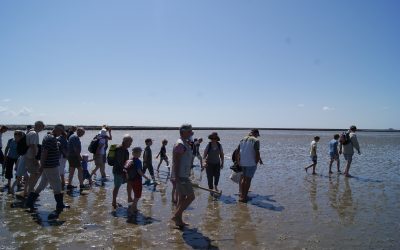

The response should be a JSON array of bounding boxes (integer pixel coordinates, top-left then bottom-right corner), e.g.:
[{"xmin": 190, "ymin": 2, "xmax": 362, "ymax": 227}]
[{"xmin": 0, "ymin": 122, "xmax": 360, "ymax": 227}]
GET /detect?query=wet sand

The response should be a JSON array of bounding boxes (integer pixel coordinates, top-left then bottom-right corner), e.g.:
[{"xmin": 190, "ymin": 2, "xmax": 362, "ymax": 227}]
[{"xmin": 1, "ymin": 130, "xmax": 399, "ymax": 249}]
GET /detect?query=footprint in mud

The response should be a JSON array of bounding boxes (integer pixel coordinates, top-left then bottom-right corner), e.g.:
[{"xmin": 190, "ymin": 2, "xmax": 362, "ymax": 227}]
[{"xmin": 81, "ymin": 223, "xmax": 105, "ymax": 231}]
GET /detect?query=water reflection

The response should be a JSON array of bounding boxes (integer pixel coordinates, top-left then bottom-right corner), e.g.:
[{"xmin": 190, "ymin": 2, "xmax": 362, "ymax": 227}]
[
  {"xmin": 233, "ymin": 204, "xmax": 258, "ymax": 247},
  {"xmin": 329, "ymin": 175, "xmax": 356, "ymax": 223}
]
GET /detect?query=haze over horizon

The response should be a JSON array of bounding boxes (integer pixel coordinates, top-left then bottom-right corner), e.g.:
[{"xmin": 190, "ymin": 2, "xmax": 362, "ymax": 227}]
[{"xmin": 1, "ymin": 1, "xmax": 399, "ymax": 129}]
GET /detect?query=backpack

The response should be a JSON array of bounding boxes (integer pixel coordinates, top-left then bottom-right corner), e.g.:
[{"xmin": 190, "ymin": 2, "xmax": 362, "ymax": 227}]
[
  {"xmin": 16, "ymin": 133, "xmax": 29, "ymax": 156},
  {"xmin": 88, "ymin": 136, "xmax": 100, "ymax": 154},
  {"xmin": 107, "ymin": 144, "xmax": 118, "ymax": 166},
  {"xmin": 231, "ymin": 146, "xmax": 239, "ymax": 164},
  {"xmin": 207, "ymin": 142, "xmax": 222, "ymax": 154},
  {"xmin": 339, "ymin": 132, "xmax": 351, "ymax": 145}
]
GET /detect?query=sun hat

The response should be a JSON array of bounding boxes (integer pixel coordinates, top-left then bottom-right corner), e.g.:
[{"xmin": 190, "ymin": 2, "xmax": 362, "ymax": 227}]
[{"xmin": 208, "ymin": 132, "xmax": 220, "ymax": 141}]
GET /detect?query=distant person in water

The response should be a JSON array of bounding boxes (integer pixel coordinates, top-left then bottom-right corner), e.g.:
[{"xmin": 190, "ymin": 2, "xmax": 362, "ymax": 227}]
[
  {"xmin": 143, "ymin": 138, "xmax": 155, "ymax": 181},
  {"xmin": 305, "ymin": 136, "xmax": 320, "ymax": 175},
  {"xmin": 171, "ymin": 124, "xmax": 195, "ymax": 227},
  {"xmin": 328, "ymin": 134, "xmax": 341, "ymax": 174},
  {"xmin": 156, "ymin": 139, "xmax": 169, "ymax": 172},
  {"xmin": 339, "ymin": 125, "xmax": 361, "ymax": 177},
  {"xmin": 191, "ymin": 138, "xmax": 203, "ymax": 169}
]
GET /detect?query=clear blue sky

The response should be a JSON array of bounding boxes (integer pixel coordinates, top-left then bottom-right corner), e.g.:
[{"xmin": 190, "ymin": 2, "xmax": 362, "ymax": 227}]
[{"xmin": 1, "ymin": 0, "xmax": 399, "ymax": 129}]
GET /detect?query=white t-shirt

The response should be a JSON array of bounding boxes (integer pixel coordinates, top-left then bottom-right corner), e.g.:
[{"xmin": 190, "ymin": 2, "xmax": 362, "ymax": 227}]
[
  {"xmin": 239, "ymin": 136, "xmax": 260, "ymax": 167},
  {"xmin": 310, "ymin": 140, "xmax": 317, "ymax": 156},
  {"xmin": 26, "ymin": 130, "xmax": 39, "ymax": 159}
]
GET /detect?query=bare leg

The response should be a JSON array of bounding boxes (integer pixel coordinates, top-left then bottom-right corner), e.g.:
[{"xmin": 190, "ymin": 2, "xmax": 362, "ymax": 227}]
[
  {"xmin": 173, "ymin": 193, "xmax": 195, "ymax": 225},
  {"xmin": 68, "ymin": 167, "xmax": 75, "ymax": 187},
  {"xmin": 77, "ymin": 167, "xmax": 84, "ymax": 186},
  {"xmin": 329, "ymin": 159, "xmax": 334, "ymax": 174},
  {"xmin": 27, "ymin": 173, "xmax": 41, "ymax": 194},
  {"xmin": 112, "ymin": 186, "xmax": 120, "ymax": 209},
  {"xmin": 127, "ymin": 182, "xmax": 133, "ymax": 203}
]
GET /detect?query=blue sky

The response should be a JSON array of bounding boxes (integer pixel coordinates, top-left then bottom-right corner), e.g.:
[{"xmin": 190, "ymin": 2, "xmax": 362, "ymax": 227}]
[{"xmin": 0, "ymin": 0, "xmax": 399, "ymax": 129}]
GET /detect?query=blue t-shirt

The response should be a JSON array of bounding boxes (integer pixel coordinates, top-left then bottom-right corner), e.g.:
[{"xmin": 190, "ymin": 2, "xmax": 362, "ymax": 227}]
[
  {"xmin": 6, "ymin": 139, "xmax": 19, "ymax": 159},
  {"xmin": 126, "ymin": 158, "xmax": 142, "ymax": 181},
  {"xmin": 329, "ymin": 139, "xmax": 338, "ymax": 155}
]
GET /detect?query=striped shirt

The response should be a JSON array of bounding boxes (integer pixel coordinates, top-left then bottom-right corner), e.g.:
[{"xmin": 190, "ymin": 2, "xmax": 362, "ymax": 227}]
[{"xmin": 42, "ymin": 134, "xmax": 60, "ymax": 168}]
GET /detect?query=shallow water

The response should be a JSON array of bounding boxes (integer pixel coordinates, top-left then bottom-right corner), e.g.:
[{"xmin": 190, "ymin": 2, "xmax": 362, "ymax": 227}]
[{"xmin": 1, "ymin": 130, "xmax": 399, "ymax": 249}]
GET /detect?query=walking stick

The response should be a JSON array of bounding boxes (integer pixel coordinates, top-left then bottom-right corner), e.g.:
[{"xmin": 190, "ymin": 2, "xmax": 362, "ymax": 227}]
[{"xmin": 191, "ymin": 183, "xmax": 222, "ymax": 196}]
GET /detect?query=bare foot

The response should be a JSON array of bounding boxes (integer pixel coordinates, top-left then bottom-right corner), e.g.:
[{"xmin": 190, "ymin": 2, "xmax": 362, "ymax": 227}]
[
  {"xmin": 329, "ymin": 171, "xmax": 333, "ymax": 174},
  {"xmin": 312, "ymin": 172, "xmax": 317, "ymax": 175},
  {"xmin": 304, "ymin": 167, "xmax": 308, "ymax": 173}
]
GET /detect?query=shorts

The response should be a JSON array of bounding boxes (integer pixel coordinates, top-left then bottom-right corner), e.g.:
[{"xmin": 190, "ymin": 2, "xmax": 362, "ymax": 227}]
[
  {"xmin": 130, "ymin": 179, "xmax": 142, "ymax": 199},
  {"xmin": 94, "ymin": 154, "xmax": 105, "ymax": 166},
  {"xmin": 59, "ymin": 157, "xmax": 67, "ymax": 175},
  {"xmin": 16, "ymin": 156, "xmax": 27, "ymax": 177},
  {"xmin": 113, "ymin": 173, "xmax": 126, "ymax": 188},
  {"xmin": 330, "ymin": 153, "xmax": 339, "ymax": 161},
  {"xmin": 242, "ymin": 166, "xmax": 257, "ymax": 178},
  {"xmin": 68, "ymin": 155, "xmax": 81, "ymax": 168},
  {"xmin": 344, "ymin": 154, "xmax": 353, "ymax": 163},
  {"xmin": 25, "ymin": 157, "xmax": 40, "ymax": 174},
  {"xmin": 176, "ymin": 177, "xmax": 194, "ymax": 196},
  {"xmin": 310, "ymin": 155, "xmax": 318, "ymax": 164}
]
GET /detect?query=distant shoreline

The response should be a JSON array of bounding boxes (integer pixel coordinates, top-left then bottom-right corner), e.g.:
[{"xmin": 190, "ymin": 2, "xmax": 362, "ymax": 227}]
[{"xmin": 2, "ymin": 125, "xmax": 399, "ymax": 133}]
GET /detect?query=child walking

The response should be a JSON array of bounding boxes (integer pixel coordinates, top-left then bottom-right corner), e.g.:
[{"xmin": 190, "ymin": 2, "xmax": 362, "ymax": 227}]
[
  {"xmin": 329, "ymin": 134, "xmax": 341, "ymax": 174},
  {"xmin": 305, "ymin": 136, "xmax": 320, "ymax": 175},
  {"xmin": 125, "ymin": 147, "xmax": 150, "ymax": 214},
  {"xmin": 81, "ymin": 154, "xmax": 93, "ymax": 186},
  {"xmin": 156, "ymin": 139, "xmax": 169, "ymax": 172}
]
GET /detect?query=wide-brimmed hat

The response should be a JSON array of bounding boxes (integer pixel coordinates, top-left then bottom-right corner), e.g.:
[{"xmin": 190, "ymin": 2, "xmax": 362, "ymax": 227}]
[{"xmin": 208, "ymin": 132, "xmax": 220, "ymax": 141}]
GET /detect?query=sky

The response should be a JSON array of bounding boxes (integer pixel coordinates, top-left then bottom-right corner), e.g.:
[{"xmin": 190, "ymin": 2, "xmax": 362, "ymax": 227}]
[{"xmin": 0, "ymin": 0, "xmax": 399, "ymax": 129}]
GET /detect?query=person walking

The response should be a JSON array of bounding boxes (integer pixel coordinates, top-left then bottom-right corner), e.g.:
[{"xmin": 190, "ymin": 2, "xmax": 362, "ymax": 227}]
[
  {"xmin": 339, "ymin": 125, "xmax": 361, "ymax": 177},
  {"xmin": 171, "ymin": 124, "xmax": 195, "ymax": 227},
  {"xmin": 203, "ymin": 132, "xmax": 224, "ymax": 192},
  {"xmin": 67, "ymin": 127, "xmax": 86, "ymax": 192},
  {"xmin": 236, "ymin": 129, "xmax": 262, "ymax": 203}
]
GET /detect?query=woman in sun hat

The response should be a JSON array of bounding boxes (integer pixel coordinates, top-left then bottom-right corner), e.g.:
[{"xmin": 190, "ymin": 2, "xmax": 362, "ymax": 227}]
[{"xmin": 203, "ymin": 132, "xmax": 224, "ymax": 192}]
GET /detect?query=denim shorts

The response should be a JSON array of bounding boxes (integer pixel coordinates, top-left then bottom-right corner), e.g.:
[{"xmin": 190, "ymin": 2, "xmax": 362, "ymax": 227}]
[{"xmin": 242, "ymin": 166, "xmax": 257, "ymax": 178}]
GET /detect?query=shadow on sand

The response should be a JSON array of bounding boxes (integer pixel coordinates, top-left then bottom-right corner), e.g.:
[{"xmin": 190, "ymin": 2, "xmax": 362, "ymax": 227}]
[
  {"xmin": 180, "ymin": 227, "xmax": 219, "ymax": 250},
  {"xmin": 111, "ymin": 207, "xmax": 160, "ymax": 225}
]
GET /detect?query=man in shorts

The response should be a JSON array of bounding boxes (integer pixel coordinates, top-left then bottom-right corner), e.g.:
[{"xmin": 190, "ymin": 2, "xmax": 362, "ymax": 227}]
[
  {"xmin": 339, "ymin": 125, "xmax": 361, "ymax": 177},
  {"xmin": 171, "ymin": 124, "xmax": 195, "ymax": 227},
  {"xmin": 237, "ymin": 129, "xmax": 262, "ymax": 203},
  {"xmin": 25, "ymin": 121, "xmax": 45, "ymax": 195},
  {"xmin": 25, "ymin": 124, "xmax": 68, "ymax": 217},
  {"xmin": 112, "ymin": 135, "xmax": 132, "ymax": 210}
]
